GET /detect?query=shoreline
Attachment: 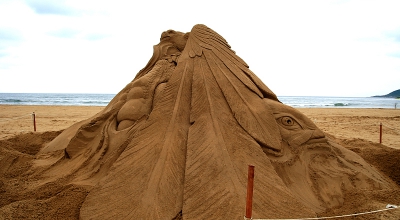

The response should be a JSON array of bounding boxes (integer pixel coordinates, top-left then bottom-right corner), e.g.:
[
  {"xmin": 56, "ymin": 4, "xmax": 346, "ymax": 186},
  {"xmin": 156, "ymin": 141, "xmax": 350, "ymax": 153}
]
[{"xmin": 1, "ymin": 105, "xmax": 399, "ymax": 149}]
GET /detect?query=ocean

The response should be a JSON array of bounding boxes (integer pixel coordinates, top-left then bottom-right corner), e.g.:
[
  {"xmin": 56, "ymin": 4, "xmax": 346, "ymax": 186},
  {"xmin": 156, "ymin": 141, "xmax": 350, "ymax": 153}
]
[
  {"xmin": 0, "ymin": 93, "xmax": 115, "ymax": 106},
  {"xmin": 0, "ymin": 93, "xmax": 399, "ymax": 109},
  {"xmin": 279, "ymin": 96, "xmax": 399, "ymax": 109}
]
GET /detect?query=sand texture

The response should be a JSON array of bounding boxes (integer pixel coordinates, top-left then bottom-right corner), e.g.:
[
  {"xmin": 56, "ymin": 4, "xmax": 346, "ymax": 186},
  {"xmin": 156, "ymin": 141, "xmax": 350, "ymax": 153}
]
[{"xmin": 1, "ymin": 24, "xmax": 400, "ymax": 219}]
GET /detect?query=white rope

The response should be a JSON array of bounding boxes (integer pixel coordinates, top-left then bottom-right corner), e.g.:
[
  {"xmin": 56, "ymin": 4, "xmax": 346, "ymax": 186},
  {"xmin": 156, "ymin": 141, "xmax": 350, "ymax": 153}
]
[
  {"xmin": 0, "ymin": 114, "xmax": 32, "ymax": 122},
  {"xmin": 251, "ymin": 204, "xmax": 399, "ymax": 220},
  {"xmin": 382, "ymin": 124, "xmax": 399, "ymax": 132}
]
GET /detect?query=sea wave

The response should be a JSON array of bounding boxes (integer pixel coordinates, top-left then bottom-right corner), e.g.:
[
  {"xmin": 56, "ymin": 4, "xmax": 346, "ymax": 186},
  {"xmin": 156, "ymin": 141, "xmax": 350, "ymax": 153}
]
[
  {"xmin": 333, "ymin": 103, "xmax": 349, "ymax": 107},
  {"xmin": 1, "ymin": 94, "xmax": 398, "ymax": 108},
  {"xmin": 279, "ymin": 96, "xmax": 399, "ymax": 109},
  {"xmin": 1, "ymin": 99, "xmax": 23, "ymax": 103},
  {"xmin": 0, "ymin": 93, "xmax": 115, "ymax": 106}
]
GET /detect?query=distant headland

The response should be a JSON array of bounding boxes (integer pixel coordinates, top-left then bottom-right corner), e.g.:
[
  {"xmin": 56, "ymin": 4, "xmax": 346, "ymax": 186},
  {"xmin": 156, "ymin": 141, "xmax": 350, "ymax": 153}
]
[{"xmin": 373, "ymin": 89, "xmax": 400, "ymax": 98}]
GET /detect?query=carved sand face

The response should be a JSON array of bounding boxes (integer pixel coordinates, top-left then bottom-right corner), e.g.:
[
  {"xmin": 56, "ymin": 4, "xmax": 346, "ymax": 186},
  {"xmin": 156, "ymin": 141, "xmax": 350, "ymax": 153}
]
[
  {"xmin": 273, "ymin": 104, "xmax": 326, "ymax": 146},
  {"xmin": 115, "ymin": 30, "xmax": 188, "ymax": 130},
  {"xmin": 160, "ymin": 29, "xmax": 188, "ymax": 51},
  {"xmin": 263, "ymin": 99, "xmax": 327, "ymax": 159}
]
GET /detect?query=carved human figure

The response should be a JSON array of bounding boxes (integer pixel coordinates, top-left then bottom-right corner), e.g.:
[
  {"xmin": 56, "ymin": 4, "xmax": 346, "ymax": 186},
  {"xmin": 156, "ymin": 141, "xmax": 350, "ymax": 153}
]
[{"xmin": 116, "ymin": 30, "xmax": 188, "ymax": 130}]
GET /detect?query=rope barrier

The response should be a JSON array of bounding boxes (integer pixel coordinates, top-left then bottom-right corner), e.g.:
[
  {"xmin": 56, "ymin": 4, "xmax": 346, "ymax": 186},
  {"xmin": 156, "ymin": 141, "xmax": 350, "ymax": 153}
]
[
  {"xmin": 0, "ymin": 113, "xmax": 36, "ymax": 131},
  {"xmin": 250, "ymin": 205, "xmax": 399, "ymax": 220},
  {"xmin": 382, "ymin": 124, "xmax": 399, "ymax": 132},
  {"xmin": 0, "ymin": 114, "xmax": 32, "ymax": 122},
  {"xmin": 313, "ymin": 121, "xmax": 398, "ymax": 144},
  {"xmin": 244, "ymin": 166, "xmax": 399, "ymax": 220},
  {"xmin": 313, "ymin": 121, "xmax": 398, "ymax": 133}
]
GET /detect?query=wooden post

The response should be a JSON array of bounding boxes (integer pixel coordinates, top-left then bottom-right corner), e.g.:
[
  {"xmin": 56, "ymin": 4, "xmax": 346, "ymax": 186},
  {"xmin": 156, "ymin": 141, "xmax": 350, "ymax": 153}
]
[
  {"xmin": 32, "ymin": 112, "xmax": 36, "ymax": 132},
  {"xmin": 245, "ymin": 165, "xmax": 255, "ymax": 220},
  {"xmin": 379, "ymin": 123, "xmax": 382, "ymax": 144}
]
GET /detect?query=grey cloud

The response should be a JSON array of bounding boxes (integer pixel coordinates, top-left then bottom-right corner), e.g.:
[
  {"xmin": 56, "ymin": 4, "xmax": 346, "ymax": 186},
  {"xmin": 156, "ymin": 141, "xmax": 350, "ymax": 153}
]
[
  {"xmin": 26, "ymin": 0, "xmax": 80, "ymax": 16},
  {"xmin": 382, "ymin": 28, "xmax": 400, "ymax": 58},
  {"xmin": 388, "ymin": 34, "xmax": 400, "ymax": 42},
  {"xmin": 388, "ymin": 51, "xmax": 400, "ymax": 58},
  {"xmin": 49, "ymin": 28, "xmax": 81, "ymax": 38},
  {"xmin": 0, "ymin": 50, "xmax": 14, "ymax": 70},
  {"xmin": 48, "ymin": 29, "xmax": 110, "ymax": 41},
  {"xmin": 84, "ymin": 33, "xmax": 110, "ymax": 41},
  {"xmin": 384, "ymin": 28, "xmax": 400, "ymax": 42},
  {"xmin": 0, "ymin": 28, "xmax": 22, "ymax": 41},
  {"xmin": 0, "ymin": 29, "xmax": 22, "ymax": 52},
  {"xmin": 0, "ymin": 51, "xmax": 8, "ymax": 58}
]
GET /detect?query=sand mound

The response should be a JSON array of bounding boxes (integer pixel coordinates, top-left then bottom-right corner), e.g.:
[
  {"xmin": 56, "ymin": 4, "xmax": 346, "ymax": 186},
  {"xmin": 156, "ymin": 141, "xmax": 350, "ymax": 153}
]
[
  {"xmin": 1, "ymin": 132, "xmax": 399, "ymax": 219},
  {"xmin": 338, "ymin": 137, "xmax": 400, "ymax": 186},
  {"xmin": 0, "ymin": 131, "xmax": 89, "ymax": 220},
  {"xmin": 1, "ymin": 24, "xmax": 400, "ymax": 219}
]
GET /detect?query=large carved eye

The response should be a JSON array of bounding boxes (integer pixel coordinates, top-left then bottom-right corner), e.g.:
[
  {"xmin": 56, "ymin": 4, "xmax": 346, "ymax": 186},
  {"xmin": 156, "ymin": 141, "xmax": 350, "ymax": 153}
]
[
  {"xmin": 276, "ymin": 116, "xmax": 302, "ymax": 130},
  {"xmin": 281, "ymin": 116, "xmax": 294, "ymax": 126}
]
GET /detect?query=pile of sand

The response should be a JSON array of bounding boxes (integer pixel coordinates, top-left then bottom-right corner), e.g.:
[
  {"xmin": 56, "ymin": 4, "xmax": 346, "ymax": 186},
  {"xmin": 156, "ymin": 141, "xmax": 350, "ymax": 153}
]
[
  {"xmin": 1, "ymin": 131, "xmax": 399, "ymax": 219},
  {"xmin": 1, "ymin": 24, "xmax": 399, "ymax": 219}
]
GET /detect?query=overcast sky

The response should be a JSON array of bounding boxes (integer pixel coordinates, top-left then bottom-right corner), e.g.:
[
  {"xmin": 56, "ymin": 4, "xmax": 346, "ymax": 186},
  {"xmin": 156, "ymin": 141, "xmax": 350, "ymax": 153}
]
[{"xmin": 0, "ymin": 0, "xmax": 399, "ymax": 97}]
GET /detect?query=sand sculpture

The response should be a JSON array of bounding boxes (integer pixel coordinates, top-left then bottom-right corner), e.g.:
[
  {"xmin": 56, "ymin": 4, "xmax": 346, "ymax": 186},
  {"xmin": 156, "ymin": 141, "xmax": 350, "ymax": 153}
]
[{"xmin": 1, "ymin": 24, "xmax": 399, "ymax": 219}]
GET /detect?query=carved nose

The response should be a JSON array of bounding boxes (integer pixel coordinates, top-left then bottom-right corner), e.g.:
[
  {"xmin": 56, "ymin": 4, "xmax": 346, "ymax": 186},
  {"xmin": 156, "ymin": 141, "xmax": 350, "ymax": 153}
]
[{"xmin": 311, "ymin": 129, "xmax": 325, "ymax": 140}]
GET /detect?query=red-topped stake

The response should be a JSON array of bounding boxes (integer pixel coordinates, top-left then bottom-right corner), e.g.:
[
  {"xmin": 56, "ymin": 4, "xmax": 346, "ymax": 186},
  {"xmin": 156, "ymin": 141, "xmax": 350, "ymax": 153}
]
[
  {"xmin": 245, "ymin": 165, "xmax": 255, "ymax": 220},
  {"xmin": 32, "ymin": 112, "xmax": 36, "ymax": 132}
]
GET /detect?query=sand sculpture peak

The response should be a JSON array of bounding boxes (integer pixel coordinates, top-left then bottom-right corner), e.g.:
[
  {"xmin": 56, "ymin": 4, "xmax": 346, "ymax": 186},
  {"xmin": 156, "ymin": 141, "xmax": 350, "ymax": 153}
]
[{"xmin": 8, "ymin": 24, "xmax": 397, "ymax": 219}]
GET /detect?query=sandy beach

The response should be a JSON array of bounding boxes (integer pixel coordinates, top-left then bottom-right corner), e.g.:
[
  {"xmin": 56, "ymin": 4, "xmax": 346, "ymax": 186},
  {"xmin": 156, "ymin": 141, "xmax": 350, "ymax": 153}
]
[
  {"xmin": 0, "ymin": 105, "xmax": 104, "ymax": 140},
  {"xmin": 298, "ymin": 108, "xmax": 400, "ymax": 149},
  {"xmin": 1, "ymin": 105, "xmax": 399, "ymax": 148},
  {"xmin": 1, "ymin": 105, "xmax": 400, "ymax": 219}
]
